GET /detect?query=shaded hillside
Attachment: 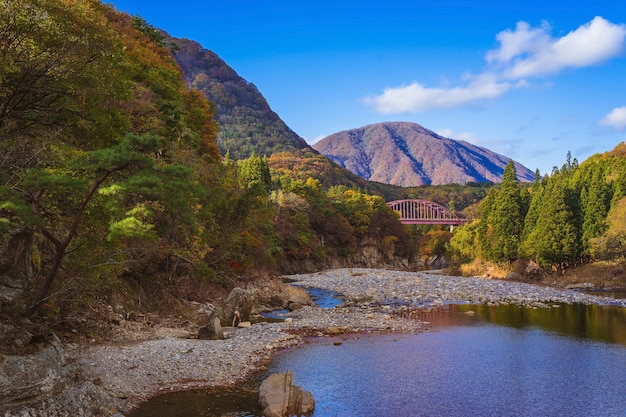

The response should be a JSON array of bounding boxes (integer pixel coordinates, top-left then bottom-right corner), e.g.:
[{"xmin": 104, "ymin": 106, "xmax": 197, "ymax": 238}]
[
  {"xmin": 168, "ymin": 36, "xmax": 312, "ymax": 159},
  {"xmin": 314, "ymin": 122, "xmax": 535, "ymax": 186}
]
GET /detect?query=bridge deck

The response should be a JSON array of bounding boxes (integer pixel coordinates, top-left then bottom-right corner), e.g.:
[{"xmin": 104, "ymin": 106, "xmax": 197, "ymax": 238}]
[{"xmin": 386, "ymin": 199, "xmax": 467, "ymax": 225}]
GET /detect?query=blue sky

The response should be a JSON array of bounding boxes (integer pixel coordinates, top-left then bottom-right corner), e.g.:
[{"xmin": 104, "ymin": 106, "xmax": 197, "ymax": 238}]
[{"xmin": 107, "ymin": 0, "xmax": 626, "ymax": 175}]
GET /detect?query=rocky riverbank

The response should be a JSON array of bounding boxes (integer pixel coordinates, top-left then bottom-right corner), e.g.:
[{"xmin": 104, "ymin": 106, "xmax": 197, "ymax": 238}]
[
  {"xmin": 286, "ymin": 268, "xmax": 626, "ymax": 308},
  {"xmin": 3, "ymin": 268, "xmax": 625, "ymax": 416}
]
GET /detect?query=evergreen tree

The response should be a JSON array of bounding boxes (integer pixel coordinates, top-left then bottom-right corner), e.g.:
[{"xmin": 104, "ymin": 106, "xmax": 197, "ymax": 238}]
[
  {"xmin": 483, "ymin": 161, "xmax": 527, "ymax": 261},
  {"xmin": 520, "ymin": 179, "xmax": 546, "ymax": 257},
  {"xmin": 580, "ymin": 170, "xmax": 611, "ymax": 255},
  {"xmin": 524, "ymin": 179, "xmax": 581, "ymax": 273},
  {"xmin": 237, "ymin": 154, "xmax": 272, "ymax": 195},
  {"xmin": 477, "ymin": 186, "xmax": 498, "ymax": 259}
]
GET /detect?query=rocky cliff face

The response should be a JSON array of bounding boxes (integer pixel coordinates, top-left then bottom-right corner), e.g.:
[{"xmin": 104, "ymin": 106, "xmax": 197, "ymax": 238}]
[
  {"xmin": 279, "ymin": 235, "xmax": 417, "ymax": 274},
  {"xmin": 313, "ymin": 121, "xmax": 536, "ymax": 186},
  {"xmin": 0, "ymin": 334, "xmax": 121, "ymax": 416}
]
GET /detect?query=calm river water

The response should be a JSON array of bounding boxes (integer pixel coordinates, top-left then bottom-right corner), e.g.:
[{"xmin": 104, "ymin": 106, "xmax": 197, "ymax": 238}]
[{"xmin": 129, "ymin": 303, "xmax": 626, "ymax": 417}]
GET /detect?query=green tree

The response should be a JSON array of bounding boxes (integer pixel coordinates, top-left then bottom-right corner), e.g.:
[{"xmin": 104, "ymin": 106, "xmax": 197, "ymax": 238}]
[
  {"xmin": 524, "ymin": 179, "xmax": 581, "ymax": 273},
  {"xmin": 520, "ymin": 178, "xmax": 546, "ymax": 256},
  {"xmin": 0, "ymin": 0, "xmax": 128, "ymax": 142},
  {"xmin": 14, "ymin": 134, "xmax": 164, "ymax": 316},
  {"xmin": 484, "ymin": 161, "xmax": 527, "ymax": 261},
  {"xmin": 580, "ymin": 170, "xmax": 611, "ymax": 255},
  {"xmin": 237, "ymin": 154, "xmax": 272, "ymax": 195},
  {"xmin": 0, "ymin": 1, "xmax": 227, "ymax": 318},
  {"xmin": 476, "ymin": 185, "xmax": 497, "ymax": 259},
  {"xmin": 448, "ymin": 220, "xmax": 481, "ymax": 262},
  {"xmin": 590, "ymin": 197, "xmax": 626, "ymax": 260}
]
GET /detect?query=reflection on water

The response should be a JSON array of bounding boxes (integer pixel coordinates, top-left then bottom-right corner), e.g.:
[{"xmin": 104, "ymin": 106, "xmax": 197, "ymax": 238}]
[
  {"xmin": 128, "ymin": 303, "xmax": 626, "ymax": 417},
  {"xmin": 431, "ymin": 303, "xmax": 626, "ymax": 345},
  {"xmin": 269, "ymin": 329, "xmax": 626, "ymax": 417},
  {"xmin": 127, "ymin": 387, "xmax": 261, "ymax": 417}
]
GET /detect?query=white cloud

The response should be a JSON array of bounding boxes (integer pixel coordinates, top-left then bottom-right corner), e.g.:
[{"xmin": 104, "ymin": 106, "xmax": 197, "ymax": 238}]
[
  {"xmin": 435, "ymin": 128, "xmax": 479, "ymax": 142},
  {"xmin": 307, "ymin": 134, "xmax": 327, "ymax": 145},
  {"xmin": 363, "ymin": 73, "xmax": 511, "ymax": 113},
  {"xmin": 497, "ymin": 16, "xmax": 626, "ymax": 79},
  {"xmin": 486, "ymin": 21, "xmax": 551, "ymax": 65},
  {"xmin": 365, "ymin": 17, "xmax": 626, "ymax": 114},
  {"xmin": 600, "ymin": 106, "xmax": 626, "ymax": 130}
]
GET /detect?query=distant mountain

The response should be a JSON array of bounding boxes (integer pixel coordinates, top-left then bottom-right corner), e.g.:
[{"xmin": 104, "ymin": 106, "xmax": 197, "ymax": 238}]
[
  {"xmin": 168, "ymin": 37, "xmax": 312, "ymax": 159},
  {"xmin": 166, "ymin": 37, "xmax": 532, "ymax": 188},
  {"xmin": 313, "ymin": 122, "xmax": 535, "ymax": 186}
]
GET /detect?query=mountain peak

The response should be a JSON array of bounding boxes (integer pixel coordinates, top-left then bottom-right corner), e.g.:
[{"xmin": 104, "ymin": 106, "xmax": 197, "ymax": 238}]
[
  {"xmin": 168, "ymin": 36, "xmax": 313, "ymax": 159},
  {"xmin": 313, "ymin": 121, "xmax": 535, "ymax": 186}
]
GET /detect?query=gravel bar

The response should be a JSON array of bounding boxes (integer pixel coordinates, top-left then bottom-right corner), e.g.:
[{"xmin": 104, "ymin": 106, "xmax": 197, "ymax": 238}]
[
  {"xmin": 74, "ymin": 268, "xmax": 626, "ymax": 413},
  {"xmin": 288, "ymin": 268, "xmax": 626, "ymax": 308}
]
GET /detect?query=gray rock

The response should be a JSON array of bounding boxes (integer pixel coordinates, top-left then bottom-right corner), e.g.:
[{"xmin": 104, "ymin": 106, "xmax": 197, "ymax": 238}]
[
  {"xmin": 287, "ymin": 302, "xmax": 304, "ymax": 311},
  {"xmin": 258, "ymin": 370, "xmax": 315, "ymax": 417},
  {"xmin": 287, "ymin": 293, "xmax": 311, "ymax": 312},
  {"xmin": 198, "ymin": 316, "xmax": 223, "ymax": 340},
  {"xmin": 0, "ymin": 334, "xmax": 118, "ymax": 416},
  {"xmin": 221, "ymin": 287, "xmax": 256, "ymax": 325},
  {"xmin": 287, "ymin": 294, "xmax": 309, "ymax": 306}
]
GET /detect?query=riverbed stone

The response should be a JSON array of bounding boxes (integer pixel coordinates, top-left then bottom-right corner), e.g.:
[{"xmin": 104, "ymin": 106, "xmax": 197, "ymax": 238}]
[
  {"xmin": 288, "ymin": 302, "xmax": 303, "ymax": 311},
  {"xmin": 198, "ymin": 316, "xmax": 223, "ymax": 340},
  {"xmin": 221, "ymin": 287, "xmax": 256, "ymax": 325},
  {"xmin": 258, "ymin": 370, "xmax": 315, "ymax": 417},
  {"xmin": 327, "ymin": 326, "xmax": 347, "ymax": 334}
]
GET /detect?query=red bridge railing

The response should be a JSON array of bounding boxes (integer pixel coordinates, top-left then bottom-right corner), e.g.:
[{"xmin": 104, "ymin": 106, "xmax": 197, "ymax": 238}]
[{"xmin": 387, "ymin": 199, "xmax": 467, "ymax": 225}]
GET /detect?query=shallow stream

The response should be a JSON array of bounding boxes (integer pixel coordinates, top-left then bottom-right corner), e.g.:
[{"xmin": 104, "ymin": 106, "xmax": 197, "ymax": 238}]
[{"xmin": 128, "ymin": 300, "xmax": 626, "ymax": 417}]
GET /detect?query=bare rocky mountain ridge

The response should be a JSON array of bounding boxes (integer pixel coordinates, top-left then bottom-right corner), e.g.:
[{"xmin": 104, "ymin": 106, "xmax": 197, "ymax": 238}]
[{"xmin": 313, "ymin": 122, "xmax": 536, "ymax": 186}]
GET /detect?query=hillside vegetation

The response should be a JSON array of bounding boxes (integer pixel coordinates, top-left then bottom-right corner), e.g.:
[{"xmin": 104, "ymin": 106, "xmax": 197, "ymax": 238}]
[
  {"xmin": 449, "ymin": 150, "xmax": 626, "ymax": 285},
  {"xmin": 0, "ymin": 1, "xmax": 420, "ymax": 338},
  {"xmin": 3, "ymin": 1, "xmax": 623, "ymax": 348},
  {"xmin": 169, "ymin": 37, "xmax": 312, "ymax": 160}
]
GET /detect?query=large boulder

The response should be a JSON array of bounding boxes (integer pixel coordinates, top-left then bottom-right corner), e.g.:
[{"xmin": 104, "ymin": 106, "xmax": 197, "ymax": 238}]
[
  {"xmin": 197, "ymin": 316, "xmax": 223, "ymax": 340},
  {"xmin": 258, "ymin": 370, "xmax": 315, "ymax": 417},
  {"xmin": 220, "ymin": 287, "xmax": 256, "ymax": 326},
  {"xmin": 286, "ymin": 294, "xmax": 311, "ymax": 311}
]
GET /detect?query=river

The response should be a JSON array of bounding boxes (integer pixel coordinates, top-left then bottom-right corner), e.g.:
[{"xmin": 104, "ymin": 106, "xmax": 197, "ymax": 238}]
[{"xmin": 128, "ymin": 302, "xmax": 626, "ymax": 417}]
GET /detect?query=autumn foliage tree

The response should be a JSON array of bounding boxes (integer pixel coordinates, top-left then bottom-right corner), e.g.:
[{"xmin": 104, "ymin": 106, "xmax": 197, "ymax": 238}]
[
  {"xmin": 0, "ymin": 0, "xmax": 417, "ymax": 328},
  {"xmin": 1, "ymin": 1, "xmax": 223, "ymax": 318}
]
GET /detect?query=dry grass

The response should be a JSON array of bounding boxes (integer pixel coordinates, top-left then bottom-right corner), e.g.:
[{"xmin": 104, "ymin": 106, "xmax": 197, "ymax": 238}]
[
  {"xmin": 451, "ymin": 258, "xmax": 626, "ymax": 289},
  {"xmin": 283, "ymin": 284, "xmax": 309, "ymax": 300},
  {"xmin": 559, "ymin": 261, "xmax": 626, "ymax": 289},
  {"xmin": 456, "ymin": 258, "xmax": 512, "ymax": 279}
]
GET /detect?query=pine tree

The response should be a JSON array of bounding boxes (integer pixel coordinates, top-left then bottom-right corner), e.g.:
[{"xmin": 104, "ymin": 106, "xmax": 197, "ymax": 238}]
[
  {"xmin": 484, "ymin": 161, "xmax": 527, "ymax": 261},
  {"xmin": 525, "ymin": 179, "xmax": 581, "ymax": 273},
  {"xmin": 580, "ymin": 170, "xmax": 611, "ymax": 254}
]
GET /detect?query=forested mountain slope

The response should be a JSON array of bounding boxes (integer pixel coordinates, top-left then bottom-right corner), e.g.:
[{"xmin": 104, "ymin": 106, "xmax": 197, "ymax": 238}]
[
  {"xmin": 0, "ymin": 1, "xmax": 419, "ymax": 329},
  {"xmin": 168, "ymin": 36, "xmax": 312, "ymax": 160}
]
